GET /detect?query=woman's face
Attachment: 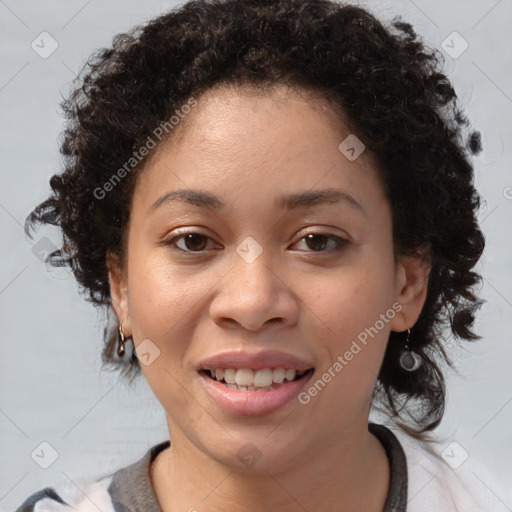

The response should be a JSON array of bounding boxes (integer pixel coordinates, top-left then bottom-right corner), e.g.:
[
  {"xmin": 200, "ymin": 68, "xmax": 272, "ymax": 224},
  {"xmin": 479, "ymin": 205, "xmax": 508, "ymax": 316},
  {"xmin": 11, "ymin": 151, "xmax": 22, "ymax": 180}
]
[{"xmin": 110, "ymin": 84, "xmax": 428, "ymax": 472}]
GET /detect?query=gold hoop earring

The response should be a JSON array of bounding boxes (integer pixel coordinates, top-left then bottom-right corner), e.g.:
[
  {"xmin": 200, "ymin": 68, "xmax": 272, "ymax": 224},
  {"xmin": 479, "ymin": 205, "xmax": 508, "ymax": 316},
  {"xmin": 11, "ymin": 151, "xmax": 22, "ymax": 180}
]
[{"xmin": 117, "ymin": 324, "xmax": 126, "ymax": 357}]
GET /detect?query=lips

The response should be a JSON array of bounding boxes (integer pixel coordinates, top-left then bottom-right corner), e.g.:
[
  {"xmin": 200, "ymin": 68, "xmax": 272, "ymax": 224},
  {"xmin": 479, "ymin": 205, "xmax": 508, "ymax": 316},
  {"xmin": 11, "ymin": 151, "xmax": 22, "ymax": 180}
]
[{"xmin": 198, "ymin": 350, "xmax": 315, "ymax": 416}]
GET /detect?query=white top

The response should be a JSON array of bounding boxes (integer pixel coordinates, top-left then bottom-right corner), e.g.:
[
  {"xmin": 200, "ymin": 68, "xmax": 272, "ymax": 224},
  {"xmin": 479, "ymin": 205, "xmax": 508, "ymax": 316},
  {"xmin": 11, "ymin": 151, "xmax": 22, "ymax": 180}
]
[{"xmin": 392, "ymin": 426, "xmax": 511, "ymax": 511}]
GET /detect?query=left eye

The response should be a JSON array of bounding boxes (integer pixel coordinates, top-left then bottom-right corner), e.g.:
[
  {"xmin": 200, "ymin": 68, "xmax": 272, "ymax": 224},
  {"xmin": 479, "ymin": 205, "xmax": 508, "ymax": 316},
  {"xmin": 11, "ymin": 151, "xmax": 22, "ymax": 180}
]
[{"xmin": 292, "ymin": 233, "xmax": 348, "ymax": 252}]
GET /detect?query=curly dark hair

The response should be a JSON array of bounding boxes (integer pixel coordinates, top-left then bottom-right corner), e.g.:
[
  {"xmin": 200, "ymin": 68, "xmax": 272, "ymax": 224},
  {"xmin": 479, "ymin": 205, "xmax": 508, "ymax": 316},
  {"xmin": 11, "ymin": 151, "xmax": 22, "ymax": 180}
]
[{"xmin": 25, "ymin": 0, "xmax": 485, "ymax": 436}]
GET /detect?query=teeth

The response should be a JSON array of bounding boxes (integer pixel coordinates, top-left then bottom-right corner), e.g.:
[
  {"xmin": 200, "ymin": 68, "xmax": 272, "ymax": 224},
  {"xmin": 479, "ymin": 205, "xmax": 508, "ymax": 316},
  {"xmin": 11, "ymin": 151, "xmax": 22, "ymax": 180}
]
[
  {"xmin": 207, "ymin": 367, "xmax": 308, "ymax": 389},
  {"xmin": 224, "ymin": 369, "xmax": 236, "ymax": 384},
  {"xmin": 235, "ymin": 368, "xmax": 254, "ymax": 386},
  {"xmin": 273, "ymin": 367, "xmax": 285, "ymax": 383},
  {"xmin": 285, "ymin": 369, "xmax": 296, "ymax": 381},
  {"xmin": 253, "ymin": 368, "xmax": 273, "ymax": 387}
]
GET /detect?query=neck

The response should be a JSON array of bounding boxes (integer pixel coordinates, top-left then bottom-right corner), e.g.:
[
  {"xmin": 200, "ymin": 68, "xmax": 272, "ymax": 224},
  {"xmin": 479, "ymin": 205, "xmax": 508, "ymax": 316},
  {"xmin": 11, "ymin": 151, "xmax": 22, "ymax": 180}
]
[{"xmin": 150, "ymin": 418, "xmax": 390, "ymax": 512}]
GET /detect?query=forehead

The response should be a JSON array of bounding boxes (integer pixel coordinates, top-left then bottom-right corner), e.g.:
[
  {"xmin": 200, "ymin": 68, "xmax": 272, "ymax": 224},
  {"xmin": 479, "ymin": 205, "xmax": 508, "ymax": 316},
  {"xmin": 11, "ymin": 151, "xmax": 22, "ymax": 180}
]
[
  {"xmin": 133, "ymin": 83, "xmax": 385, "ymax": 216},
  {"xmin": 182, "ymin": 83, "xmax": 348, "ymax": 144}
]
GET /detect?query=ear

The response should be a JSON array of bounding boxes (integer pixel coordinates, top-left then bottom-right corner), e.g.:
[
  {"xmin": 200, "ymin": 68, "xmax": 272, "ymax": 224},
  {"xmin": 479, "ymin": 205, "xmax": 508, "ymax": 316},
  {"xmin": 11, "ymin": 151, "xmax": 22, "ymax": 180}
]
[
  {"xmin": 390, "ymin": 246, "xmax": 431, "ymax": 333},
  {"xmin": 107, "ymin": 251, "xmax": 132, "ymax": 336}
]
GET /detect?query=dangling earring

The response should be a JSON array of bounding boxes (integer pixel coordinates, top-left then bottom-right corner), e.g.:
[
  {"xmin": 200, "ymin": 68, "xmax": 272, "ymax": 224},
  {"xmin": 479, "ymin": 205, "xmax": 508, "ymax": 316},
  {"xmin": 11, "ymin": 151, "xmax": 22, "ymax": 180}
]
[
  {"xmin": 117, "ymin": 324, "xmax": 126, "ymax": 357},
  {"xmin": 399, "ymin": 328, "xmax": 422, "ymax": 372}
]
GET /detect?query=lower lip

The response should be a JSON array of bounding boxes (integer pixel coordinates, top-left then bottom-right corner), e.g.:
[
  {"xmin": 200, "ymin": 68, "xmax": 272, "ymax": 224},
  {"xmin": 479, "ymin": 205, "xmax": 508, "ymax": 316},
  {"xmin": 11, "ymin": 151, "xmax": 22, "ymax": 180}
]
[{"xmin": 199, "ymin": 370, "xmax": 314, "ymax": 416}]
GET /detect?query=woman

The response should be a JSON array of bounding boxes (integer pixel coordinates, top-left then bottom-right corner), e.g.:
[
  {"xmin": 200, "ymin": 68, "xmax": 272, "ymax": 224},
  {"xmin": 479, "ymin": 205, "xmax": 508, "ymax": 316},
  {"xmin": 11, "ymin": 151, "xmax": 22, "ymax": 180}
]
[{"xmin": 16, "ymin": 0, "xmax": 509, "ymax": 510}]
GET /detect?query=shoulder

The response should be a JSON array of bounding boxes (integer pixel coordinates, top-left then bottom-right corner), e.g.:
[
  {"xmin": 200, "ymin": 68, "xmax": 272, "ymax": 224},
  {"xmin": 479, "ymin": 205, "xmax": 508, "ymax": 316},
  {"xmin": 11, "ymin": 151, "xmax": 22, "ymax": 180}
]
[
  {"xmin": 15, "ymin": 440, "xmax": 170, "ymax": 512},
  {"xmin": 14, "ymin": 475, "xmax": 116, "ymax": 512},
  {"xmin": 390, "ymin": 426, "xmax": 511, "ymax": 512}
]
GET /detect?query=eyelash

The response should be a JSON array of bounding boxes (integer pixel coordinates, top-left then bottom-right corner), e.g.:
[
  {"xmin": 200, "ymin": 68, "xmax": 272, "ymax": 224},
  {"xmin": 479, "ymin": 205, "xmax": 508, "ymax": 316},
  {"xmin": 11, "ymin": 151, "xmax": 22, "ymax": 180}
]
[{"xmin": 162, "ymin": 231, "xmax": 349, "ymax": 254}]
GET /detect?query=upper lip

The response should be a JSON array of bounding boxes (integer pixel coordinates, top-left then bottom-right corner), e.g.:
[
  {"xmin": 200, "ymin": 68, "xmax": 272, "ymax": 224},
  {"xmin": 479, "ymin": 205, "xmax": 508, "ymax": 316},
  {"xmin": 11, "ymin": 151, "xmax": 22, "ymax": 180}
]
[{"xmin": 199, "ymin": 350, "xmax": 314, "ymax": 372}]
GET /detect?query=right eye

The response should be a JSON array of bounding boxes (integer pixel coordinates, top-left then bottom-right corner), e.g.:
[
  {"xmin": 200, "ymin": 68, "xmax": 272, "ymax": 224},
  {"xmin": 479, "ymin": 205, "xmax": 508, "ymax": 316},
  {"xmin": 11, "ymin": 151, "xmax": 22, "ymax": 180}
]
[{"xmin": 163, "ymin": 232, "xmax": 219, "ymax": 253}]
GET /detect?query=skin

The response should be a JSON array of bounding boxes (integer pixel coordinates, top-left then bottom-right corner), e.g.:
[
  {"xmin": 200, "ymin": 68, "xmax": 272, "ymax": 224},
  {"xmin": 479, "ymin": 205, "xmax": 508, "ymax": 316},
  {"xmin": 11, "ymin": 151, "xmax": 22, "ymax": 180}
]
[{"xmin": 109, "ymin": 83, "xmax": 430, "ymax": 512}]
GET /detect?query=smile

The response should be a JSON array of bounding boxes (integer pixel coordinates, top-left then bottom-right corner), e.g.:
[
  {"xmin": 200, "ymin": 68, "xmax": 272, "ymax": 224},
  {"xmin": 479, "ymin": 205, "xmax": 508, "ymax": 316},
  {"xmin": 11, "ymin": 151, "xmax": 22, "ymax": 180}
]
[
  {"xmin": 199, "ymin": 367, "xmax": 315, "ymax": 416},
  {"xmin": 202, "ymin": 367, "xmax": 310, "ymax": 391}
]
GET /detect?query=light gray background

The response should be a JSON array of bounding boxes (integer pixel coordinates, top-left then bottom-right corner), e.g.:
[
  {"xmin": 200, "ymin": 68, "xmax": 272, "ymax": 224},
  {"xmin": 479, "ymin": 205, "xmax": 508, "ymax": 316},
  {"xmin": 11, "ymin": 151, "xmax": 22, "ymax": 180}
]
[{"xmin": 1, "ymin": 0, "xmax": 511, "ymax": 510}]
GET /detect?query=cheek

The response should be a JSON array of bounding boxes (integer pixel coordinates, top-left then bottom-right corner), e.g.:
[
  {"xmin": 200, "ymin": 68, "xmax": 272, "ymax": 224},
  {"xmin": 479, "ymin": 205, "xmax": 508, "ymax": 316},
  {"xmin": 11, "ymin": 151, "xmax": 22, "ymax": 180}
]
[
  {"xmin": 125, "ymin": 250, "xmax": 196, "ymax": 354},
  {"xmin": 298, "ymin": 269, "xmax": 394, "ymax": 419},
  {"xmin": 299, "ymin": 246, "xmax": 396, "ymax": 386},
  {"xmin": 125, "ymin": 253, "xmax": 202, "ymax": 413},
  {"xmin": 307, "ymin": 261, "xmax": 394, "ymax": 338}
]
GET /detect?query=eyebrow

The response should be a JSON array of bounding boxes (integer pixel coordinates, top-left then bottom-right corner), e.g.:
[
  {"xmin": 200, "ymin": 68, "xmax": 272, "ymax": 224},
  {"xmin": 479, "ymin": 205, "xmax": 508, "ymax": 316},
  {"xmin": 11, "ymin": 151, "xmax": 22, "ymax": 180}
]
[{"xmin": 148, "ymin": 188, "xmax": 366, "ymax": 216}]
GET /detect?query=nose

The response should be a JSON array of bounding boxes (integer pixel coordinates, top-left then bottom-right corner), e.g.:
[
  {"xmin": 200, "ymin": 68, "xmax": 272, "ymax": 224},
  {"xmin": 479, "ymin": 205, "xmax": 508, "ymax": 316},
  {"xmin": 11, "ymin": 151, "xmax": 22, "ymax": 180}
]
[{"xmin": 209, "ymin": 248, "xmax": 300, "ymax": 332}]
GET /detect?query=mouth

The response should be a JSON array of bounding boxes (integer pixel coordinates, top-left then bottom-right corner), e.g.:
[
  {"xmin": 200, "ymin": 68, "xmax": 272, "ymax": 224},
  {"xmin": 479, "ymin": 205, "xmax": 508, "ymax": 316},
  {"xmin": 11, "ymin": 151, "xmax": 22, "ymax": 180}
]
[
  {"xmin": 197, "ymin": 350, "xmax": 315, "ymax": 415},
  {"xmin": 200, "ymin": 367, "xmax": 315, "ymax": 392}
]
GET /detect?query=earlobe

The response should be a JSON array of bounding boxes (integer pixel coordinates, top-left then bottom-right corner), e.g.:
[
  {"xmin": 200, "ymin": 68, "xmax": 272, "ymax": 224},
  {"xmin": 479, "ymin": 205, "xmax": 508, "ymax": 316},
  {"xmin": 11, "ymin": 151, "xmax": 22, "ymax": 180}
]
[
  {"xmin": 390, "ymin": 248, "xmax": 431, "ymax": 332},
  {"xmin": 106, "ymin": 252, "xmax": 131, "ymax": 334}
]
